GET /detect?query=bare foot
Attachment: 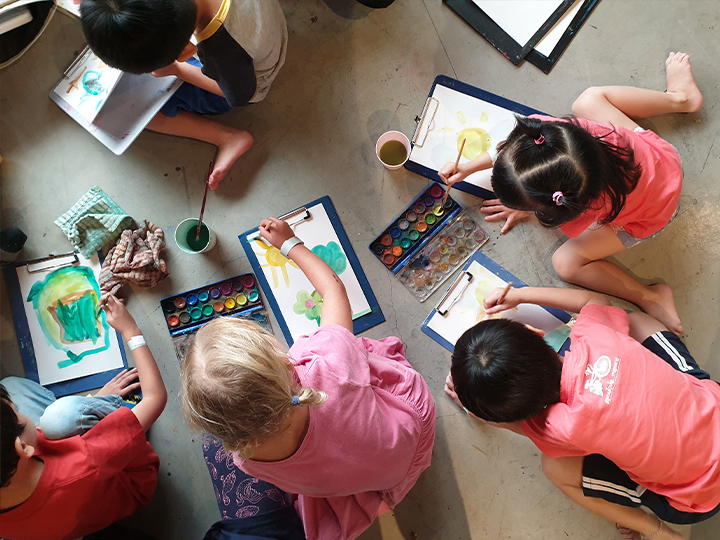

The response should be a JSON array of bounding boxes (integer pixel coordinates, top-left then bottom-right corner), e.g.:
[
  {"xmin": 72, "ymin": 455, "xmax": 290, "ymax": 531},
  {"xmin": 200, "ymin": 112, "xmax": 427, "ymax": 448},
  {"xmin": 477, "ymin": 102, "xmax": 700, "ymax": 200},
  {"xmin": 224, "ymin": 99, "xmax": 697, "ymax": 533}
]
[
  {"xmin": 208, "ymin": 129, "xmax": 254, "ymax": 190},
  {"xmin": 639, "ymin": 283, "xmax": 684, "ymax": 336},
  {"xmin": 665, "ymin": 52, "xmax": 703, "ymax": 113},
  {"xmin": 616, "ymin": 522, "xmax": 684, "ymax": 540}
]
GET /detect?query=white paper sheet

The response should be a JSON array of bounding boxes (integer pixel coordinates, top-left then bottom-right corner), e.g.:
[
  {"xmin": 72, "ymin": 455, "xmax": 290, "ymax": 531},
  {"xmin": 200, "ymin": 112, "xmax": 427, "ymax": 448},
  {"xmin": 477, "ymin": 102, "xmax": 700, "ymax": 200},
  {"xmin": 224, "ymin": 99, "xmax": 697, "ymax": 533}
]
[
  {"xmin": 427, "ymin": 260, "xmax": 566, "ymax": 346},
  {"xmin": 410, "ymin": 84, "xmax": 519, "ymax": 190},
  {"xmin": 17, "ymin": 253, "xmax": 125, "ymax": 385},
  {"xmin": 471, "ymin": 0, "xmax": 564, "ymax": 47},
  {"xmin": 51, "ymin": 72, "xmax": 181, "ymax": 155},
  {"xmin": 53, "ymin": 51, "xmax": 123, "ymax": 124},
  {"xmin": 534, "ymin": 0, "xmax": 583, "ymax": 56},
  {"xmin": 248, "ymin": 203, "xmax": 372, "ymax": 341}
]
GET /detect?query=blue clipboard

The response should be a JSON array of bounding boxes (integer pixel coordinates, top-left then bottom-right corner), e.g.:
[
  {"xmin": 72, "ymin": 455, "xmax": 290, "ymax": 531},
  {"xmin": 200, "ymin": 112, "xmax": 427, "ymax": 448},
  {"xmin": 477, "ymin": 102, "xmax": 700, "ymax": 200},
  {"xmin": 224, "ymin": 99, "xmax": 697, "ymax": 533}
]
[
  {"xmin": 239, "ymin": 196, "xmax": 385, "ymax": 346},
  {"xmin": 3, "ymin": 251, "xmax": 129, "ymax": 397},
  {"xmin": 421, "ymin": 251, "xmax": 571, "ymax": 352},
  {"xmin": 405, "ymin": 75, "xmax": 544, "ymax": 200}
]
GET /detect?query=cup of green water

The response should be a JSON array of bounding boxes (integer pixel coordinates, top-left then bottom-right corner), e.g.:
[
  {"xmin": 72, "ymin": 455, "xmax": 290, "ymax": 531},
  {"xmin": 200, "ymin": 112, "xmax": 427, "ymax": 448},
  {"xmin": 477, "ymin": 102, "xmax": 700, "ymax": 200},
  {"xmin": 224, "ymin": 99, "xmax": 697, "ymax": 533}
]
[
  {"xmin": 175, "ymin": 218, "xmax": 217, "ymax": 254},
  {"xmin": 376, "ymin": 131, "xmax": 410, "ymax": 170}
]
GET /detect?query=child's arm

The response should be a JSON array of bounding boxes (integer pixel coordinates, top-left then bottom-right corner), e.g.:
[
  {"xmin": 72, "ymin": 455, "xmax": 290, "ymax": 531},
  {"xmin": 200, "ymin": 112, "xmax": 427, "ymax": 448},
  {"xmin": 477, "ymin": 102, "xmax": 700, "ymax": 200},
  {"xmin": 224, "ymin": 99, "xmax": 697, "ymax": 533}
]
[
  {"xmin": 485, "ymin": 286, "xmax": 610, "ymax": 316},
  {"xmin": 438, "ymin": 152, "xmax": 493, "ymax": 187},
  {"xmin": 152, "ymin": 62, "xmax": 227, "ymax": 99},
  {"xmin": 102, "ymin": 296, "xmax": 168, "ymax": 432},
  {"xmin": 259, "ymin": 217, "xmax": 353, "ymax": 332}
]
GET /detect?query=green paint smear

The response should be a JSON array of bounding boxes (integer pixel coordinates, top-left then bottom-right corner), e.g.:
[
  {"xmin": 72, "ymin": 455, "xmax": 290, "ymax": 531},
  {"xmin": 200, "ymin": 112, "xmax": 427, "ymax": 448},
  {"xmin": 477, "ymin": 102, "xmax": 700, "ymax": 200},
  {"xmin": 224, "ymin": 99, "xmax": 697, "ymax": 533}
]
[
  {"xmin": 26, "ymin": 265, "xmax": 111, "ymax": 368},
  {"xmin": 293, "ymin": 290, "xmax": 323, "ymax": 325},
  {"xmin": 311, "ymin": 242, "xmax": 347, "ymax": 275}
]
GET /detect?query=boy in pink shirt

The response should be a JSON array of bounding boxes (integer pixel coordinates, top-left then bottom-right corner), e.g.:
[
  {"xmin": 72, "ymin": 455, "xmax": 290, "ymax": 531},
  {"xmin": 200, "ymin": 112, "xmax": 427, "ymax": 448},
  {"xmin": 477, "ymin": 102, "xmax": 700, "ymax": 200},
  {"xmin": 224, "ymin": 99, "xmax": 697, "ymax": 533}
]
[
  {"xmin": 181, "ymin": 216, "xmax": 436, "ymax": 540},
  {"xmin": 445, "ymin": 286, "xmax": 720, "ymax": 540}
]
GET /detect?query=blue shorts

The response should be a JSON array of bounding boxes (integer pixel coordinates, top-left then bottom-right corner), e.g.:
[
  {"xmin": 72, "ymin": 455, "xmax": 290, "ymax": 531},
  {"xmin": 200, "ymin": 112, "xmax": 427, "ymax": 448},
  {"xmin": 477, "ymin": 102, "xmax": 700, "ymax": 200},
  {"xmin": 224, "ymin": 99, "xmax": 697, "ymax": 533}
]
[
  {"xmin": 160, "ymin": 57, "xmax": 233, "ymax": 118},
  {"xmin": 580, "ymin": 332, "xmax": 720, "ymax": 524}
]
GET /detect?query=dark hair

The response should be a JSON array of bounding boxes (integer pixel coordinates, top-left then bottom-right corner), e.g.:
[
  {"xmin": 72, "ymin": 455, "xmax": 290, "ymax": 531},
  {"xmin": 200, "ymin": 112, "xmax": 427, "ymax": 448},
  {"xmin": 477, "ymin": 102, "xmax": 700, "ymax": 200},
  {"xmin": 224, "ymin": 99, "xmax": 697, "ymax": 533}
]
[
  {"xmin": 450, "ymin": 319, "xmax": 563, "ymax": 423},
  {"xmin": 1, "ymin": 385, "xmax": 25, "ymax": 488},
  {"xmin": 491, "ymin": 115, "xmax": 642, "ymax": 228},
  {"xmin": 80, "ymin": 0, "xmax": 197, "ymax": 74}
]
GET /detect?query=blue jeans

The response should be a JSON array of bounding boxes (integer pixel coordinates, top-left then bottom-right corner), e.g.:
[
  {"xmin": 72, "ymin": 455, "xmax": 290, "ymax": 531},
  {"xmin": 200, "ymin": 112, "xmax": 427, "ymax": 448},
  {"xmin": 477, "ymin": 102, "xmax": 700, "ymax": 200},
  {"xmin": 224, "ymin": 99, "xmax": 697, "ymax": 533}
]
[{"xmin": 1, "ymin": 376, "xmax": 123, "ymax": 440}]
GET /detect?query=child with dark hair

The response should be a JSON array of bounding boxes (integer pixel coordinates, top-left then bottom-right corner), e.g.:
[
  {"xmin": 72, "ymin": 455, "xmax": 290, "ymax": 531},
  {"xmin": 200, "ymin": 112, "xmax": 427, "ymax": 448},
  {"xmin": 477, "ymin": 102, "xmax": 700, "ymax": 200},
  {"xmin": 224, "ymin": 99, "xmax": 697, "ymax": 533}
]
[
  {"xmin": 0, "ymin": 296, "xmax": 167, "ymax": 540},
  {"xmin": 445, "ymin": 286, "xmax": 720, "ymax": 540},
  {"xmin": 80, "ymin": 0, "xmax": 288, "ymax": 190},
  {"xmin": 440, "ymin": 53, "xmax": 704, "ymax": 335}
]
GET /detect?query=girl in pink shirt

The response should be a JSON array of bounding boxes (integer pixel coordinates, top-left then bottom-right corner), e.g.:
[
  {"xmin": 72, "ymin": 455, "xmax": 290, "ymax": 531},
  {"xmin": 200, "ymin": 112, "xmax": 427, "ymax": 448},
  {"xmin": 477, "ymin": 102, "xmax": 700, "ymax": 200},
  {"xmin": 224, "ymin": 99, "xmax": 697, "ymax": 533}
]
[
  {"xmin": 440, "ymin": 52, "xmax": 704, "ymax": 336},
  {"xmin": 445, "ymin": 286, "xmax": 720, "ymax": 540},
  {"xmin": 181, "ymin": 216, "xmax": 436, "ymax": 540}
]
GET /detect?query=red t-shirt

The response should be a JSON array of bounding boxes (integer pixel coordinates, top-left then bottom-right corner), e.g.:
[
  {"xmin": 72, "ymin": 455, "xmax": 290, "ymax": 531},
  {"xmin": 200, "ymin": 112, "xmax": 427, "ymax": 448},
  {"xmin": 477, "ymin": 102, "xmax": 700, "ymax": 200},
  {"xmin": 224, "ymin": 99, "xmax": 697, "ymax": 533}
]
[
  {"xmin": 521, "ymin": 305, "xmax": 720, "ymax": 513},
  {"xmin": 0, "ymin": 407, "xmax": 159, "ymax": 540},
  {"xmin": 529, "ymin": 114, "xmax": 683, "ymax": 239}
]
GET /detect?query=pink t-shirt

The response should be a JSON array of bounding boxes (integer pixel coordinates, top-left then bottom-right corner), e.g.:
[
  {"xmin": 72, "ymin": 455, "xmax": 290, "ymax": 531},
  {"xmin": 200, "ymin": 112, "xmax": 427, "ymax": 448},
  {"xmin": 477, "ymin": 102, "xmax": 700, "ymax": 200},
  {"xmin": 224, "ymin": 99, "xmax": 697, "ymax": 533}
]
[
  {"xmin": 235, "ymin": 325, "xmax": 436, "ymax": 540},
  {"xmin": 529, "ymin": 114, "xmax": 682, "ymax": 239},
  {"xmin": 520, "ymin": 305, "xmax": 720, "ymax": 513}
]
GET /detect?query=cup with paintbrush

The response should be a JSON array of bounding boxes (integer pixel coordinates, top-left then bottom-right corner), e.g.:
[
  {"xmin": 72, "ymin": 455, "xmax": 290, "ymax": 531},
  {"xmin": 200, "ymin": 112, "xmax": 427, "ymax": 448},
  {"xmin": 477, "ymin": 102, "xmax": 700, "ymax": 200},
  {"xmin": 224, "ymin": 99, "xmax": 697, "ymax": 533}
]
[{"xmin": 175, "ymin": 162, "xmax": 218, "ymax": 254}]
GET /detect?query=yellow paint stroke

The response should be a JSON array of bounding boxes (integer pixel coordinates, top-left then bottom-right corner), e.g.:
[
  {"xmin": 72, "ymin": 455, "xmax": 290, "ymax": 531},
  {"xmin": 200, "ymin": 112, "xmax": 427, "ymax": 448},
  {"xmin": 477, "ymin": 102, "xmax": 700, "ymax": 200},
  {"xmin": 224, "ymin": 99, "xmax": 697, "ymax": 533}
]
[
  {"xmin": 439, "ymin": 127, "xmax": 454, "ymax": 133},
  {"xmin": 457, "ymin": 111, "xmax": 467, "ymax": 124},
  {"xmin": 458, "ymin": 128, "xmax": 491, "ymax": 160},
  {"xmin": 480, "ymin": 111, "xmax": 489, "ymax": 123},
  {"xmin": 254, "ymin": 239, "xmax": 299, "ymax": 288}
]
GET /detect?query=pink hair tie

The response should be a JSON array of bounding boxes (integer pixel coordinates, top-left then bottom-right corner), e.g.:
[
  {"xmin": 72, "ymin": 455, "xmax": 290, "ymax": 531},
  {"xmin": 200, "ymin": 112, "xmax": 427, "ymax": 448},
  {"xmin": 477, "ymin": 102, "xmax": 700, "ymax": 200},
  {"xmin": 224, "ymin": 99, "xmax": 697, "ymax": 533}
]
[
  {"xmin": 534, "ymin": 135, "xmax": 545, "ymax": 145},
  {"xmin": 552, "ymin": 191, "xmax": 564, "ymax": 206}
]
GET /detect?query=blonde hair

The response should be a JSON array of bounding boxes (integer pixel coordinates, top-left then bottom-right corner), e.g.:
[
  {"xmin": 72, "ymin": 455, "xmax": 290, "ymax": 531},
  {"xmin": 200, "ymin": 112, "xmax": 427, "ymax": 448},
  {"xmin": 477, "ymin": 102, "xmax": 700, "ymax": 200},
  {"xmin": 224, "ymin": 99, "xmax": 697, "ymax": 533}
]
[{"xmin": 180, "ymin": 317, "xmax": 327, "ymax": 457}]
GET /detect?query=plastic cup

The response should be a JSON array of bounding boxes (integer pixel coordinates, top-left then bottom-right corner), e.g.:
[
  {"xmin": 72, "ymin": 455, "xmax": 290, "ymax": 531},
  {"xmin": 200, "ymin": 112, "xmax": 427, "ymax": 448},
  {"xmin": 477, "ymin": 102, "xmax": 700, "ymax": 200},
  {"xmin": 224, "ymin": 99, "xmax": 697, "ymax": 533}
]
[
  {"xmin": 376, "ymin": 131, "xmax": 410, "ymax": 170},
  {"xmin": 174, "ymin": 218, "xmax": 217, "ymax": 254}
]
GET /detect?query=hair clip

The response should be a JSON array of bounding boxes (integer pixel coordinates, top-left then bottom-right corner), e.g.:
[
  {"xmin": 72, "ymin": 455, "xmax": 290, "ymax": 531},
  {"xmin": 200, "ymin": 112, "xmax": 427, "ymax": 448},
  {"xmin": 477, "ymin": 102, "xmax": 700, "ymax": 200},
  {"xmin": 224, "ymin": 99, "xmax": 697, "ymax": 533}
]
[
  {"xmin": 534, "ymin": 135, "xmax": 545, "ymax": 145},
  {"xmin": 552, "ymin": 191, "xmax": 564, "ymax": 206},
  {"xmin": 291, "ymin": 396, "xmax": 300, "ymax": 406}
]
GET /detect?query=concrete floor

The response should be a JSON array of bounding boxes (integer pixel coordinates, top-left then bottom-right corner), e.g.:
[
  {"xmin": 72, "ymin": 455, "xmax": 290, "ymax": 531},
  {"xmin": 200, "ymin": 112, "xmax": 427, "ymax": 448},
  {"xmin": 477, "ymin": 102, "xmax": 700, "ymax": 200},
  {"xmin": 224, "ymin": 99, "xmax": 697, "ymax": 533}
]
[{"xmin": 1, "ymin": 0, "xmax": 719, "ymax": 538}]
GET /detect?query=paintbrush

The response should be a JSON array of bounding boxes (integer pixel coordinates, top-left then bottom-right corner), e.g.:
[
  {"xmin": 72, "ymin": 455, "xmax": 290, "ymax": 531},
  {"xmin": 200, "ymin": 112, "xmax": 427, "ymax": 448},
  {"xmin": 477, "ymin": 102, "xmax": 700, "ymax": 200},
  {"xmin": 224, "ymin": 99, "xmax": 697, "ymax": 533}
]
[
  {"xmin": 97, "ymin": 297, "xmax": 108, "ymax": 318},
  {"xmin": 497, "ymin": 281, "xmax": 514, "ymax": 304},
  {"xmin": 196, "ymin": 162, "xmax": 213, "ymax": 240},
  {"xmin": 442, "ymin": 138, "xmax": 466, "ymax": 206}
]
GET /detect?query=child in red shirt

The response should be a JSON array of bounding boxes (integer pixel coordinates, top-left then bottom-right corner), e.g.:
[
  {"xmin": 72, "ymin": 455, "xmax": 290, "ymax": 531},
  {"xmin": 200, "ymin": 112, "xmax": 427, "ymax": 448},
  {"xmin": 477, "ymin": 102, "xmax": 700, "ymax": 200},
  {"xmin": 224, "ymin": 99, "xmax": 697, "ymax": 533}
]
[
  {"xmin": 439, "ymin": 52, "xmax": 704, "ymax": 336},
  {"xmin": 446, "ymin": 286, "xmax": 720, "ymax": 540},
  {"xmin": 0, "ymin": 296, "xmax": 168, "ymax": 540}
]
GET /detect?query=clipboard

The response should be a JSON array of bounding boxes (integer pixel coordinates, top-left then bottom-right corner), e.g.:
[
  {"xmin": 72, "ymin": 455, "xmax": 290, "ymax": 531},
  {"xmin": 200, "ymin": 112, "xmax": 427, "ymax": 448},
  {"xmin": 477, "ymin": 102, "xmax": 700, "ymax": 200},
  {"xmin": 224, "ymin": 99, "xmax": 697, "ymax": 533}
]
[
  {"xmin": 443, "ymin": 0, "xmax": 575, "ymax": 65},
  {"xmin": 239, "ymin": 196, "xmax": 385, "ymax": 346},
  {"xmin": 405, "ymin": 75, "xmax": 543, "ymax": 200},
  {"xmin": 3, "ymin": 251, "xmax": 129, "ymax": 397},
  {"xmin": 525, "ymin": 0, "xmax": 602, "ymax": 73},
  {"xmin": 421, "ymin": 251, "xmax": 571, "ymax": 352},
  {"xmin": 50, "ymin": 46, "xmax": 182, "ymax": 155}
]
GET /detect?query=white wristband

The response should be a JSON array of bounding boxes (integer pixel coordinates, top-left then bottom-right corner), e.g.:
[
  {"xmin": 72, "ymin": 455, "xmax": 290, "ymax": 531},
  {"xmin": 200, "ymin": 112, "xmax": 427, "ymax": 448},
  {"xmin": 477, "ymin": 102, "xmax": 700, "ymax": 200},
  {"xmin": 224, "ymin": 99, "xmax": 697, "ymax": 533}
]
[
  {"xmin": 127, "ymin": 335, "xmax": 147, "ymax": 351},
  {"xmin": 280, "ymin": 237, "xmax": 304, "ymax": 257}
]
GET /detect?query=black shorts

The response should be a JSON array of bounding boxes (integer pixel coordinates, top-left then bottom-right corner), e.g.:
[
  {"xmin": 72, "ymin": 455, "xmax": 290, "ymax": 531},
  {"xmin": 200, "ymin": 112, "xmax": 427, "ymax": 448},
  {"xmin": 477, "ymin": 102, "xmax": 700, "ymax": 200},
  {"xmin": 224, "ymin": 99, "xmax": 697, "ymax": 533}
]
[{"xmin": 581, "ymin": 331, "xmax": 720, "ymax": 525}]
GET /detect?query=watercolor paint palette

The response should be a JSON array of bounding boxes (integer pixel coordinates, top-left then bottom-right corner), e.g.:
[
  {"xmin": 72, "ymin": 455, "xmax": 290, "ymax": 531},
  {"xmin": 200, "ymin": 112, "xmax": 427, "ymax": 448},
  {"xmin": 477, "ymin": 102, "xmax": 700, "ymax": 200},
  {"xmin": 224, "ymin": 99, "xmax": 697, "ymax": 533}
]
[
  {"xmin": 161, "ymin": 273, "xmax": 265, "ymax": 337},
  {"xmin": 370, "ymin": 184, "xmax": 489, "ymax": 301}
]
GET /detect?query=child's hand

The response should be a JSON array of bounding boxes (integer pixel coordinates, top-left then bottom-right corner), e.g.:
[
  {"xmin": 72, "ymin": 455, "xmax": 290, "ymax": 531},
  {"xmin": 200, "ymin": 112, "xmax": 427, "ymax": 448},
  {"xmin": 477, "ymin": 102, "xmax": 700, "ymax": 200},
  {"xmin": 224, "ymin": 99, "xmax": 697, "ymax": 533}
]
[
  {"xmin": 480, "ymin": 199, "xmax": 532, "ymax": 234},
  {"xmin": 151, "ymin": 62, "xmax": 180, "ymax": 78},
  {"xmin": 438, "ymin": 161, "xmax": 469, "ymax": 187},
  {"xmin": 484, "ymin": 287, "xmax": 520, "ymax": 315},
  {"xmin": 259, "ymin": 217, "xmax": 296, "ymax": 250},
  {"xmin": 95, "ymin": 368, "xmax": 140, "ymax": 398},
  {"xmin": 102, "ymin": 295, "xmax": 141, "ymax": 339},
  {"xmin": 445, "ymin": 374, "xmax": 482, "ymax": 420}
]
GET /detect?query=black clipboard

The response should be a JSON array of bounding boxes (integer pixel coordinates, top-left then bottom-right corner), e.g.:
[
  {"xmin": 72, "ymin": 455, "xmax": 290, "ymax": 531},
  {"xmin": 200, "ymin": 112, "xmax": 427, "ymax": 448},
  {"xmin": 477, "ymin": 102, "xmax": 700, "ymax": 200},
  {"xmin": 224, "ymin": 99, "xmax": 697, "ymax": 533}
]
[
  {"xmin": 443, "ymin": 0, "xmax": 575, "ymax": 65},
  {"xmin": 526, "ymin": 0, "xmax": 602, "ymax": 73}
]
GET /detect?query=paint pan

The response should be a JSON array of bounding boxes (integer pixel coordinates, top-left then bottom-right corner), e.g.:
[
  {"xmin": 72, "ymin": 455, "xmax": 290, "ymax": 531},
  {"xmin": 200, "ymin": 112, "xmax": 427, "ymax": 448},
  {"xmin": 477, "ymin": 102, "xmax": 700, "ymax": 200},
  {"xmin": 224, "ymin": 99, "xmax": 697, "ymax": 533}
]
[
  {"xmin": 369, "ymin": 183, "xmax": 489, "ymax": 301},
  {"xmin": 160, "ymin": 272, "xmax": 265, "ymax": 336},
  {"xmin": 369, "ymin": 183, "xmax": 461, "ymax": 273}
]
